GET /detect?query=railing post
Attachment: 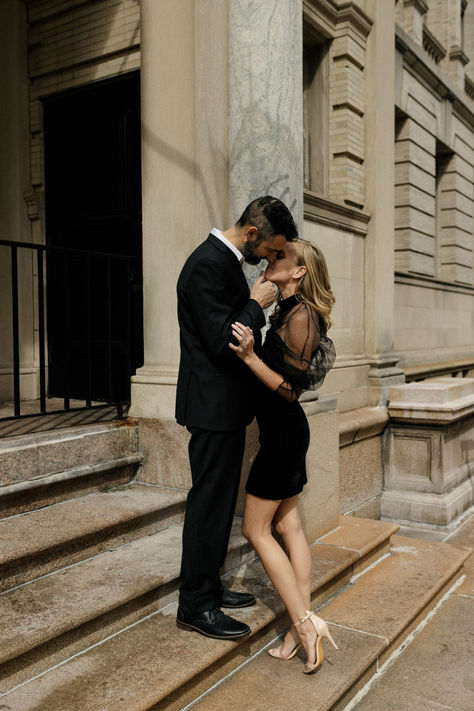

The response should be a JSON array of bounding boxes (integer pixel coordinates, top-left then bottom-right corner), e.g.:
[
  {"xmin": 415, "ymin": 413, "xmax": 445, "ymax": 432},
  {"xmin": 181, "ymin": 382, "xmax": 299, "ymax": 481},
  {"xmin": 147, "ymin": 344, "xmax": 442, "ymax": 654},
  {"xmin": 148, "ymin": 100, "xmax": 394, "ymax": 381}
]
[
  {"xmin": 11, "ymin": 245, "xmax": 20, "ymax": 417},
  {"xmin": 106, "ymin": 256, "xmax": 112, "ymax": 403},
  {"xmin": 63, "ymin": 251, "xmax": 70, "ymax": 411},
  {"xmin": 37, "ymin": 248, "xmax": 47, "ymax": 413},
  {"xmin": 85, "ymin": 253, "xmax": 92, "ymax": 407}
]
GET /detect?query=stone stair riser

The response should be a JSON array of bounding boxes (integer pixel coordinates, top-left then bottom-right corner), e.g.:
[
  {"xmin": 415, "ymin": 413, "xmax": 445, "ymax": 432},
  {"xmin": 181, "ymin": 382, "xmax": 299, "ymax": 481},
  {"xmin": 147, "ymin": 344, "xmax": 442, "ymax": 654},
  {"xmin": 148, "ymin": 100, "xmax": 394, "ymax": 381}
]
[
  {"xmin": 0, "ymin": 518, "xmax": 405, "ymax": 710},
  {"xmin": 0, "ymin": 423, "xmax": 139, "ymax": 483},
  {"xmin": 0, "ymin": 533, "xmax": 256, "ymax": 693},
  {"xmin": 0, "ymin": 457, "xmax": 141, "ymax": 518},
  {"xmin": 0, "ymin": 503, "xmax": 185, "ymax": 593},
  {"xmin": 173, "ymin": 536, "xmax": 469, "ymax": 711}
]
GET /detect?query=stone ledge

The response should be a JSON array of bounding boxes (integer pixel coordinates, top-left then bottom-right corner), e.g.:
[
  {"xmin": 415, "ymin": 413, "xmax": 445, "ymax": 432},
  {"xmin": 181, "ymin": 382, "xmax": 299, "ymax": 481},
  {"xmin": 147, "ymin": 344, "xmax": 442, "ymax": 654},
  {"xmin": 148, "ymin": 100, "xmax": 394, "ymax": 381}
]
[
  {"xmin": 404, "ymin": 358, "xmax": 474, "ymax": 381},
  {"xmin": 388, "ymin": 377, "xmax": 474, "ymax": 424},
  {"xmin": 339, "ymin": 406, "xmax": 389, "ymax": 446},
  {"xmin": 304, "ymin": 190, "xmax": 370, "ymax": 235}
]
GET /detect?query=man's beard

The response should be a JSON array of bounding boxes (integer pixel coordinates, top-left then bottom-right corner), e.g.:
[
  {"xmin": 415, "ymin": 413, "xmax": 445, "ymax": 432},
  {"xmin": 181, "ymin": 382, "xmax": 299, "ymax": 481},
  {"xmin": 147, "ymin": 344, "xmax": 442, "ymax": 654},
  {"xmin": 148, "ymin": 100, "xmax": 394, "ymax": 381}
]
[{"xmin": 241, "ymin": 240, "xmax": 263, "ymax": 265}]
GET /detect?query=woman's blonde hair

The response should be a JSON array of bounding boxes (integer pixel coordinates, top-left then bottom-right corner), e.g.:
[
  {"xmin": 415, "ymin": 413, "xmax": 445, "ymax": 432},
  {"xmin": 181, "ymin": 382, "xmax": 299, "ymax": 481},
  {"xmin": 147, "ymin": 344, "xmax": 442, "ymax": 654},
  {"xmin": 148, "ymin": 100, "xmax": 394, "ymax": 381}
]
[{"xmin": 294, "ymin": 239, "xmax": 335, "ymax": 332}]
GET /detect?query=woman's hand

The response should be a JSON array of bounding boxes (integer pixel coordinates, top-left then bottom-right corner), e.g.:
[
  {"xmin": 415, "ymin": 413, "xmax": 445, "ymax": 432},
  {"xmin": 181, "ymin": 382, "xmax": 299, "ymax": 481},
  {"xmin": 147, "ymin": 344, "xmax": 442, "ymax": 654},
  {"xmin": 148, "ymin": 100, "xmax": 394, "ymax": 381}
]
[{"xmin": 229, "ymin": 322, "xmax": 255, "ymax": 362}]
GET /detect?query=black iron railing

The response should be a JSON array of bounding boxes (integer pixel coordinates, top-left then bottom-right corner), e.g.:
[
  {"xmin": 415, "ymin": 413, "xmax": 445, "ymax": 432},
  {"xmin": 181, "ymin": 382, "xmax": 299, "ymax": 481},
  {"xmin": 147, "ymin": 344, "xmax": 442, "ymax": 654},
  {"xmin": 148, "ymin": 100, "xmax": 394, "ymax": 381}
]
[{"xmin": 0, "ymin": 239, "xmax": 142, "ymax": 422}]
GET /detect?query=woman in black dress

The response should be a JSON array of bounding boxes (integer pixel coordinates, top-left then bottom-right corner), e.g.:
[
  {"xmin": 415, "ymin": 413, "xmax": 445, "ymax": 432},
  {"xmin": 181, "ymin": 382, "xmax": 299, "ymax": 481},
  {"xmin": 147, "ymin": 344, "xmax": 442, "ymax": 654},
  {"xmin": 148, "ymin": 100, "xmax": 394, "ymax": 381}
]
[{"xmin": 229, "ymin": 238, "xmax": 337, "ymax": 673}]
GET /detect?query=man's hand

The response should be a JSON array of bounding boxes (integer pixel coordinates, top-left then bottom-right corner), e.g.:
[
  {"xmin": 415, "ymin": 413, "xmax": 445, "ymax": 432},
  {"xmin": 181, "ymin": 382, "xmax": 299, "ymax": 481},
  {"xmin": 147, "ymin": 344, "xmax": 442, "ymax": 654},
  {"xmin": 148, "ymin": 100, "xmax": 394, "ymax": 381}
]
[{"xmin": 250, "ymin": 272, "xmax": 277, "ymax": 310}]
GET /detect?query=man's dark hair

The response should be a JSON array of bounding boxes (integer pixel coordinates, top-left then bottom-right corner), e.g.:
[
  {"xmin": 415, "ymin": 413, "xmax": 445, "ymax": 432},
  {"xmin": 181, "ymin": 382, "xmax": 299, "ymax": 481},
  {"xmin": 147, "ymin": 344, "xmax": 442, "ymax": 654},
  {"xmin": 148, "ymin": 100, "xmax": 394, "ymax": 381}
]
[{"xmin": 237, "ymin": 195, "xmax": 298, "ymax": 241}]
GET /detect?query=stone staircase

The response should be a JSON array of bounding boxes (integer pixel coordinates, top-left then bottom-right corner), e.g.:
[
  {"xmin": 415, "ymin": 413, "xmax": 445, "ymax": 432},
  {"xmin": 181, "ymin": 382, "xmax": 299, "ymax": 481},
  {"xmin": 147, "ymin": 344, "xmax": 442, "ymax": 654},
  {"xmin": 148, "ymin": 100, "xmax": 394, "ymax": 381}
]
[{"xmin": 0, "ymin": 421, "xmax": 470, "ymax": 710}]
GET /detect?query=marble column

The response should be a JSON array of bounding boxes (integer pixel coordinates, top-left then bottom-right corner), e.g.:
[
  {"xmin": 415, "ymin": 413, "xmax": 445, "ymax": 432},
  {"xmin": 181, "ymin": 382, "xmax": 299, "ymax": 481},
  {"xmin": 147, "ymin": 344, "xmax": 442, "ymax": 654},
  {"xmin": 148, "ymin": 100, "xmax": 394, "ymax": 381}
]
[
  {"xmin": 130, "ymin": 0, "xmax": 229, "ymax": 421},
  {"xmin": 364, "ymin": 0, "xmax": 404, "ymax": 399},
  {"xmin": 132, "ymin": 0, "xmax": 304, "ymax": 422},
  {"xmin": 228, "ymin": 0, "xmax": 304, "ymax": 230}
]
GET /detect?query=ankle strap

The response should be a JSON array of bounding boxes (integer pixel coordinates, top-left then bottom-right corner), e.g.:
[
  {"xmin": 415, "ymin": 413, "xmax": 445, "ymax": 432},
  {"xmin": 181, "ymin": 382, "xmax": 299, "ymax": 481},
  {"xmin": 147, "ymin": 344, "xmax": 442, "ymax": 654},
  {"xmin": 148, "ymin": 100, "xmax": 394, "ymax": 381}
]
[{"xmin": 294, "ymin": 610, "xmax": 313, "ymax": 626}]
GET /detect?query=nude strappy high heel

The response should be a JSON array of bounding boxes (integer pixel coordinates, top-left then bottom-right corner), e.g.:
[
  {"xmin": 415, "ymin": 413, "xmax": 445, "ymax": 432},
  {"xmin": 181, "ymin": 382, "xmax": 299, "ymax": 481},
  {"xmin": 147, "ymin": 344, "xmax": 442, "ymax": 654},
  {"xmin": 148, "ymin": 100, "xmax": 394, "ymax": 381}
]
[
  {"xmin": 268, "ymin": 641, "xmax": 302, "ymax": 660},
  {"xmin": 268, "ymin": 627, "xmax": 302, "ymax": 660},
  {"xmin": 294, "ymin": 610, "xmax": 339, "ymax": 673}
]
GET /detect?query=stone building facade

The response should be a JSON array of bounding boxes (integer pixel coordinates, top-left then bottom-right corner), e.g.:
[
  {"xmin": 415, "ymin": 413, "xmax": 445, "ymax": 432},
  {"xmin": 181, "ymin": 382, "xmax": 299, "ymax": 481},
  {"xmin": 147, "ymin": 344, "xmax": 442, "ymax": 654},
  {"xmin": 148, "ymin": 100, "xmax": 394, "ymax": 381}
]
[{"xmin": 0, "ymin": 0, "xmax": 473, "ymax": 534}]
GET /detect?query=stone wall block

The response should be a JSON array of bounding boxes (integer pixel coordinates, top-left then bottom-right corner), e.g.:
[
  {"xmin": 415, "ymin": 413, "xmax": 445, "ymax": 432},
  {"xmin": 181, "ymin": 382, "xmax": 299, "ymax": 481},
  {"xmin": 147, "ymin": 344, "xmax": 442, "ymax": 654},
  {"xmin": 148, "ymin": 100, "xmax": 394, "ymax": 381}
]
[
  {"xmin": 395, "ymin": 161, "xmax": 436, "ymax": 193},
  {"xmin": 395, "ymin": 228, "xmax": 435, "ymax": 255},
  {"xmin": 331, "ymin": 33, "xmax": 365, "ymax": 69},
  {"xmin": 395, "ymin": 183, "xmax": 436, "ymax": 211},
  {"xmin": 394, "ymin": 250, "xmax": 435, "ymax": 276},
  {"xmin": 339, "ymin": 435, "xmax": 383, "ymax": 515},
  {"xmin": 396, "ymin": 116, "xmax": 436, "ymax": 153},
  {"xmin": 331, "ymin": 58, "xmax": 365, "ymax": 112},
  {"xmin": 405, "ymin": 95, "xmax": 438, "ymax": 134},
  {"xmin": 441, "ymin": 208, "xmax": 474, "ymax": 233},
  {"xmin": 450, "ymin": 153, "xmax": 474, "ymax": 181},
  {"xmin": 439, "ymin": 227, "xmax": 473, "ymax": 251},
  {"xmin": 395, "ymin": 205, "xmax": 435, "ymax": 236},
  {"xmin": 440, "ymin": 245, "xmax": 472, "ymax": 267},
  {"xmin": 439, "ymin": 264, "xmax": 473, "ymax": 285},
  {"xmin": 441, "ymin": 170, "xmax": 473, "ymax": 195},
  {"xmin": 395, "ymin": 139, "xmax": 436, "ymax": 174}
]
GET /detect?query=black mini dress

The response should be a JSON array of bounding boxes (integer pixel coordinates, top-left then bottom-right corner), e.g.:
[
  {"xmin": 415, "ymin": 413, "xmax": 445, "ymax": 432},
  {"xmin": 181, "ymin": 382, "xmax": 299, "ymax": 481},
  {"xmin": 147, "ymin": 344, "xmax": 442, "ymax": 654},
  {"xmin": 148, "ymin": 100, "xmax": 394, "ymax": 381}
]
[{"xmin": 245, "ymin": 295, "xmax": 335, "ymax": 501}]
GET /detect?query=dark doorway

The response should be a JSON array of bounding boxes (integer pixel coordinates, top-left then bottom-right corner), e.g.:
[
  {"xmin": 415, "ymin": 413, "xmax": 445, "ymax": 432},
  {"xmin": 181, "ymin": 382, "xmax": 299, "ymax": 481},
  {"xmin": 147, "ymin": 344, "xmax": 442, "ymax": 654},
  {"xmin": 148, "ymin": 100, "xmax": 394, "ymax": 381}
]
[{"xmin": 43, "ymin": 72, "xmax": 143, "ymax": 404}]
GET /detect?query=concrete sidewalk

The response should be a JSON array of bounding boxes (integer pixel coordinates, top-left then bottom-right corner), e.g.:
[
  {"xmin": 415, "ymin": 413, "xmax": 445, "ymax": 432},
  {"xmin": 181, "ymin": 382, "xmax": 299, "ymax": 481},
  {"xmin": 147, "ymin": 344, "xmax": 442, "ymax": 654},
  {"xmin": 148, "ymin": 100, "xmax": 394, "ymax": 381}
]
[{"xmin": 349, "ymin": 514, "xmax": 474, "ymax": 711}]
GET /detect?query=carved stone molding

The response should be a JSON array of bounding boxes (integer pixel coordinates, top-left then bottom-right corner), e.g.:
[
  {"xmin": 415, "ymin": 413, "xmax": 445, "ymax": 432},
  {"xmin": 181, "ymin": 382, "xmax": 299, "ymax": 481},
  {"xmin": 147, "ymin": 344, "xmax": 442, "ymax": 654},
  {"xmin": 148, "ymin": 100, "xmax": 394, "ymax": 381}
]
[
  {"xmin": 23, "ymin": 189, "xmax": 42, "ymax": 221},
  {"xmin": 422, "ymin": 25, "xmax": 447, "ymax": 64}
]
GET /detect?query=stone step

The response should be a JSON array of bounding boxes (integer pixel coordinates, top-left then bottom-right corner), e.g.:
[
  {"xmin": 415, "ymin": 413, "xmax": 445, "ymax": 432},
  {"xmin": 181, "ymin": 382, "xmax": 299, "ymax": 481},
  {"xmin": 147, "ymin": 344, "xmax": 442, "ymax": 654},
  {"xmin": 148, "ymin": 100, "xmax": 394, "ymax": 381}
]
[
  {"xmin": 0, "ymin": 519, "xmax": 254, "ymax": 694},
  {"xmin": 0, "ymin": 517, "xmax": 400, "ymax": 710},
  {"xmin": 0, "ymin": 420, "xmax": 141, "ymax": 517},
  {"xmin": 186, "ymin": 536, "xmax": 471, "ymax": 711},
  {"xmin": 0, "ymin": 484, "xmax": 187, "ymax": 592}
]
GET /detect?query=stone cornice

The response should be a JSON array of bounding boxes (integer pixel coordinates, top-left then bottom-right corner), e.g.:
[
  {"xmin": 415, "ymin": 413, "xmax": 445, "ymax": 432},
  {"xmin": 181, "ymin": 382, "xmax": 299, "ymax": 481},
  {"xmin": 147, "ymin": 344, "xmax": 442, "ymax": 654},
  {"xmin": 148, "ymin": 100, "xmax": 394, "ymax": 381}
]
[
  {"xmin": 395, "ymin": 271, "xmax": 474, "ymax": 296},
  {"xmin": 334, "ymin": 2, "xmax": 373, "ymax": 38},
  {"xmin": 404, "ymin": 0, "xmax": 429, "ymax": 13},
  {"xmin": 449, "ymin": 45, "xmax": 469, "ymax": 66},
  {"xmin": 303, "ymin": 190, "xmax": 370, "ymax": 235},
  {"xmin": 303, "ymin": 1, "xmax": 373, "ymax": 40},
  {"xmin": 303, "ymin": 0, "xmax": 338, "ymax": 39},
  {"xmin": 396, "ymin": 25, "xmax": 474, "ymax": 129},
  {"xmin": 465, "ymin": 74, "xmax": 474, "ymax": 101},
  {"xmin": 422, "ymin": 25, "xmax": 447, "ymax": 64}
]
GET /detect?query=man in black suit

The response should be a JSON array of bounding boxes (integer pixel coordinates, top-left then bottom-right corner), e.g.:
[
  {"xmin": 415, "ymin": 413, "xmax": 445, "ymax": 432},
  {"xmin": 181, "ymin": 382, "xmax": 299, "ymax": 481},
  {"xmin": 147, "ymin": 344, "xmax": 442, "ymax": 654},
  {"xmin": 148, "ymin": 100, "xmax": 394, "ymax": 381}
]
[{"xmin": 175, "ymin": 196, "xmax": 298, "ymax": 640}]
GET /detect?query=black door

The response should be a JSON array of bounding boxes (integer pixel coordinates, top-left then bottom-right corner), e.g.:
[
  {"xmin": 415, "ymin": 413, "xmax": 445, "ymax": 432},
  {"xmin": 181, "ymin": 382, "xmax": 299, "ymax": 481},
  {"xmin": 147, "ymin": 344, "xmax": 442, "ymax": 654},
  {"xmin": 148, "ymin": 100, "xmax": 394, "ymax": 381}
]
[{"xmin": 43, "ymin": 72, "xmax": 143, "ymax": 403}]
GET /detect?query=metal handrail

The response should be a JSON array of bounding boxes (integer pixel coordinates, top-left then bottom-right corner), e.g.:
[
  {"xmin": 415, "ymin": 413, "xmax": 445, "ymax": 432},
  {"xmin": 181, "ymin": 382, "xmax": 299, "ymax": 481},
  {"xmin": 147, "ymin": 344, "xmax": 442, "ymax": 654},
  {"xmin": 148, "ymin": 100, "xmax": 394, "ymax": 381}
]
[{"xmin": 0, "ymin": 239, "xmax": 140, "ymax": 422}]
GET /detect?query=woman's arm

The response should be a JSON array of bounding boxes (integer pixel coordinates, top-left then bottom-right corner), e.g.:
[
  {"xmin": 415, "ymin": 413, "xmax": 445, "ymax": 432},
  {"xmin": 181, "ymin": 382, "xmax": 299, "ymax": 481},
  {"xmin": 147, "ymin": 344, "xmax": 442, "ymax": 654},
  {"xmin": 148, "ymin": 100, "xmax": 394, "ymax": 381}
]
[{"xmin": 229, "ymin": 322, "xmax": 300, "ymax": 402}]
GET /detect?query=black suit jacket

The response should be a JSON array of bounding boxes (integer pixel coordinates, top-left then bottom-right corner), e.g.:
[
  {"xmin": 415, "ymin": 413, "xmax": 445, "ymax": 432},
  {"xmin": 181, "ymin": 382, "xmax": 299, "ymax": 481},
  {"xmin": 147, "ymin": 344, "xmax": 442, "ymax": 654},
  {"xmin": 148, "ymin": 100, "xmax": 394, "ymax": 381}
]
[{"xmin": 175, "ymin": 233, "xmax": 265, "ymax": 431}]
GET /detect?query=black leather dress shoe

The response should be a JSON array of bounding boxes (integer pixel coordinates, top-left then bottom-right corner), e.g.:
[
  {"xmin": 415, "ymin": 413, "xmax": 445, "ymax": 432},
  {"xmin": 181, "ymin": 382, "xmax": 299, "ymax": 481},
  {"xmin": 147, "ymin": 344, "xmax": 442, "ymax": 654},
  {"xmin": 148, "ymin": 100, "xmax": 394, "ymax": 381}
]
[
  {"xmin": 218, "ymin": 586, "xmax": 256, "ymax": 609},
  {"xmin": 176, "ymin": 607, "xmax": 250, "ymax": 640}
]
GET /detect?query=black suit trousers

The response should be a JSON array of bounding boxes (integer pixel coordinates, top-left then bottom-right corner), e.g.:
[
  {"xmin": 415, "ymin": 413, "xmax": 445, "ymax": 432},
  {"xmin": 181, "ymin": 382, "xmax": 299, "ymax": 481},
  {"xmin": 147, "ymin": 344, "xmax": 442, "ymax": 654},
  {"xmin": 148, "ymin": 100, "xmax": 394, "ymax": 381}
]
[{"xmin": 178, "ymin": 426, "xmax": 246, "ymax": 617}]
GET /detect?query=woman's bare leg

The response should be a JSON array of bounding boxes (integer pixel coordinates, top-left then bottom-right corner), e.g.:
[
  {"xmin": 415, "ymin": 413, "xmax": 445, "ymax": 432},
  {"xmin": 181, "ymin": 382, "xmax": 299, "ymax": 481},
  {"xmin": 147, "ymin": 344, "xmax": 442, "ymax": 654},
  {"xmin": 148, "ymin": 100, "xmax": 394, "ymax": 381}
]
[
  {"xmin": 271, "ymin": 495, "xmax": 312, "ymax": 655},
  {"xmin": 242, "ymin": 493, "xmax": 316, "ymax": 664},
  {"xmin": 274, "ymin": 496, "xmax": 312, "ymax": 608}
]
